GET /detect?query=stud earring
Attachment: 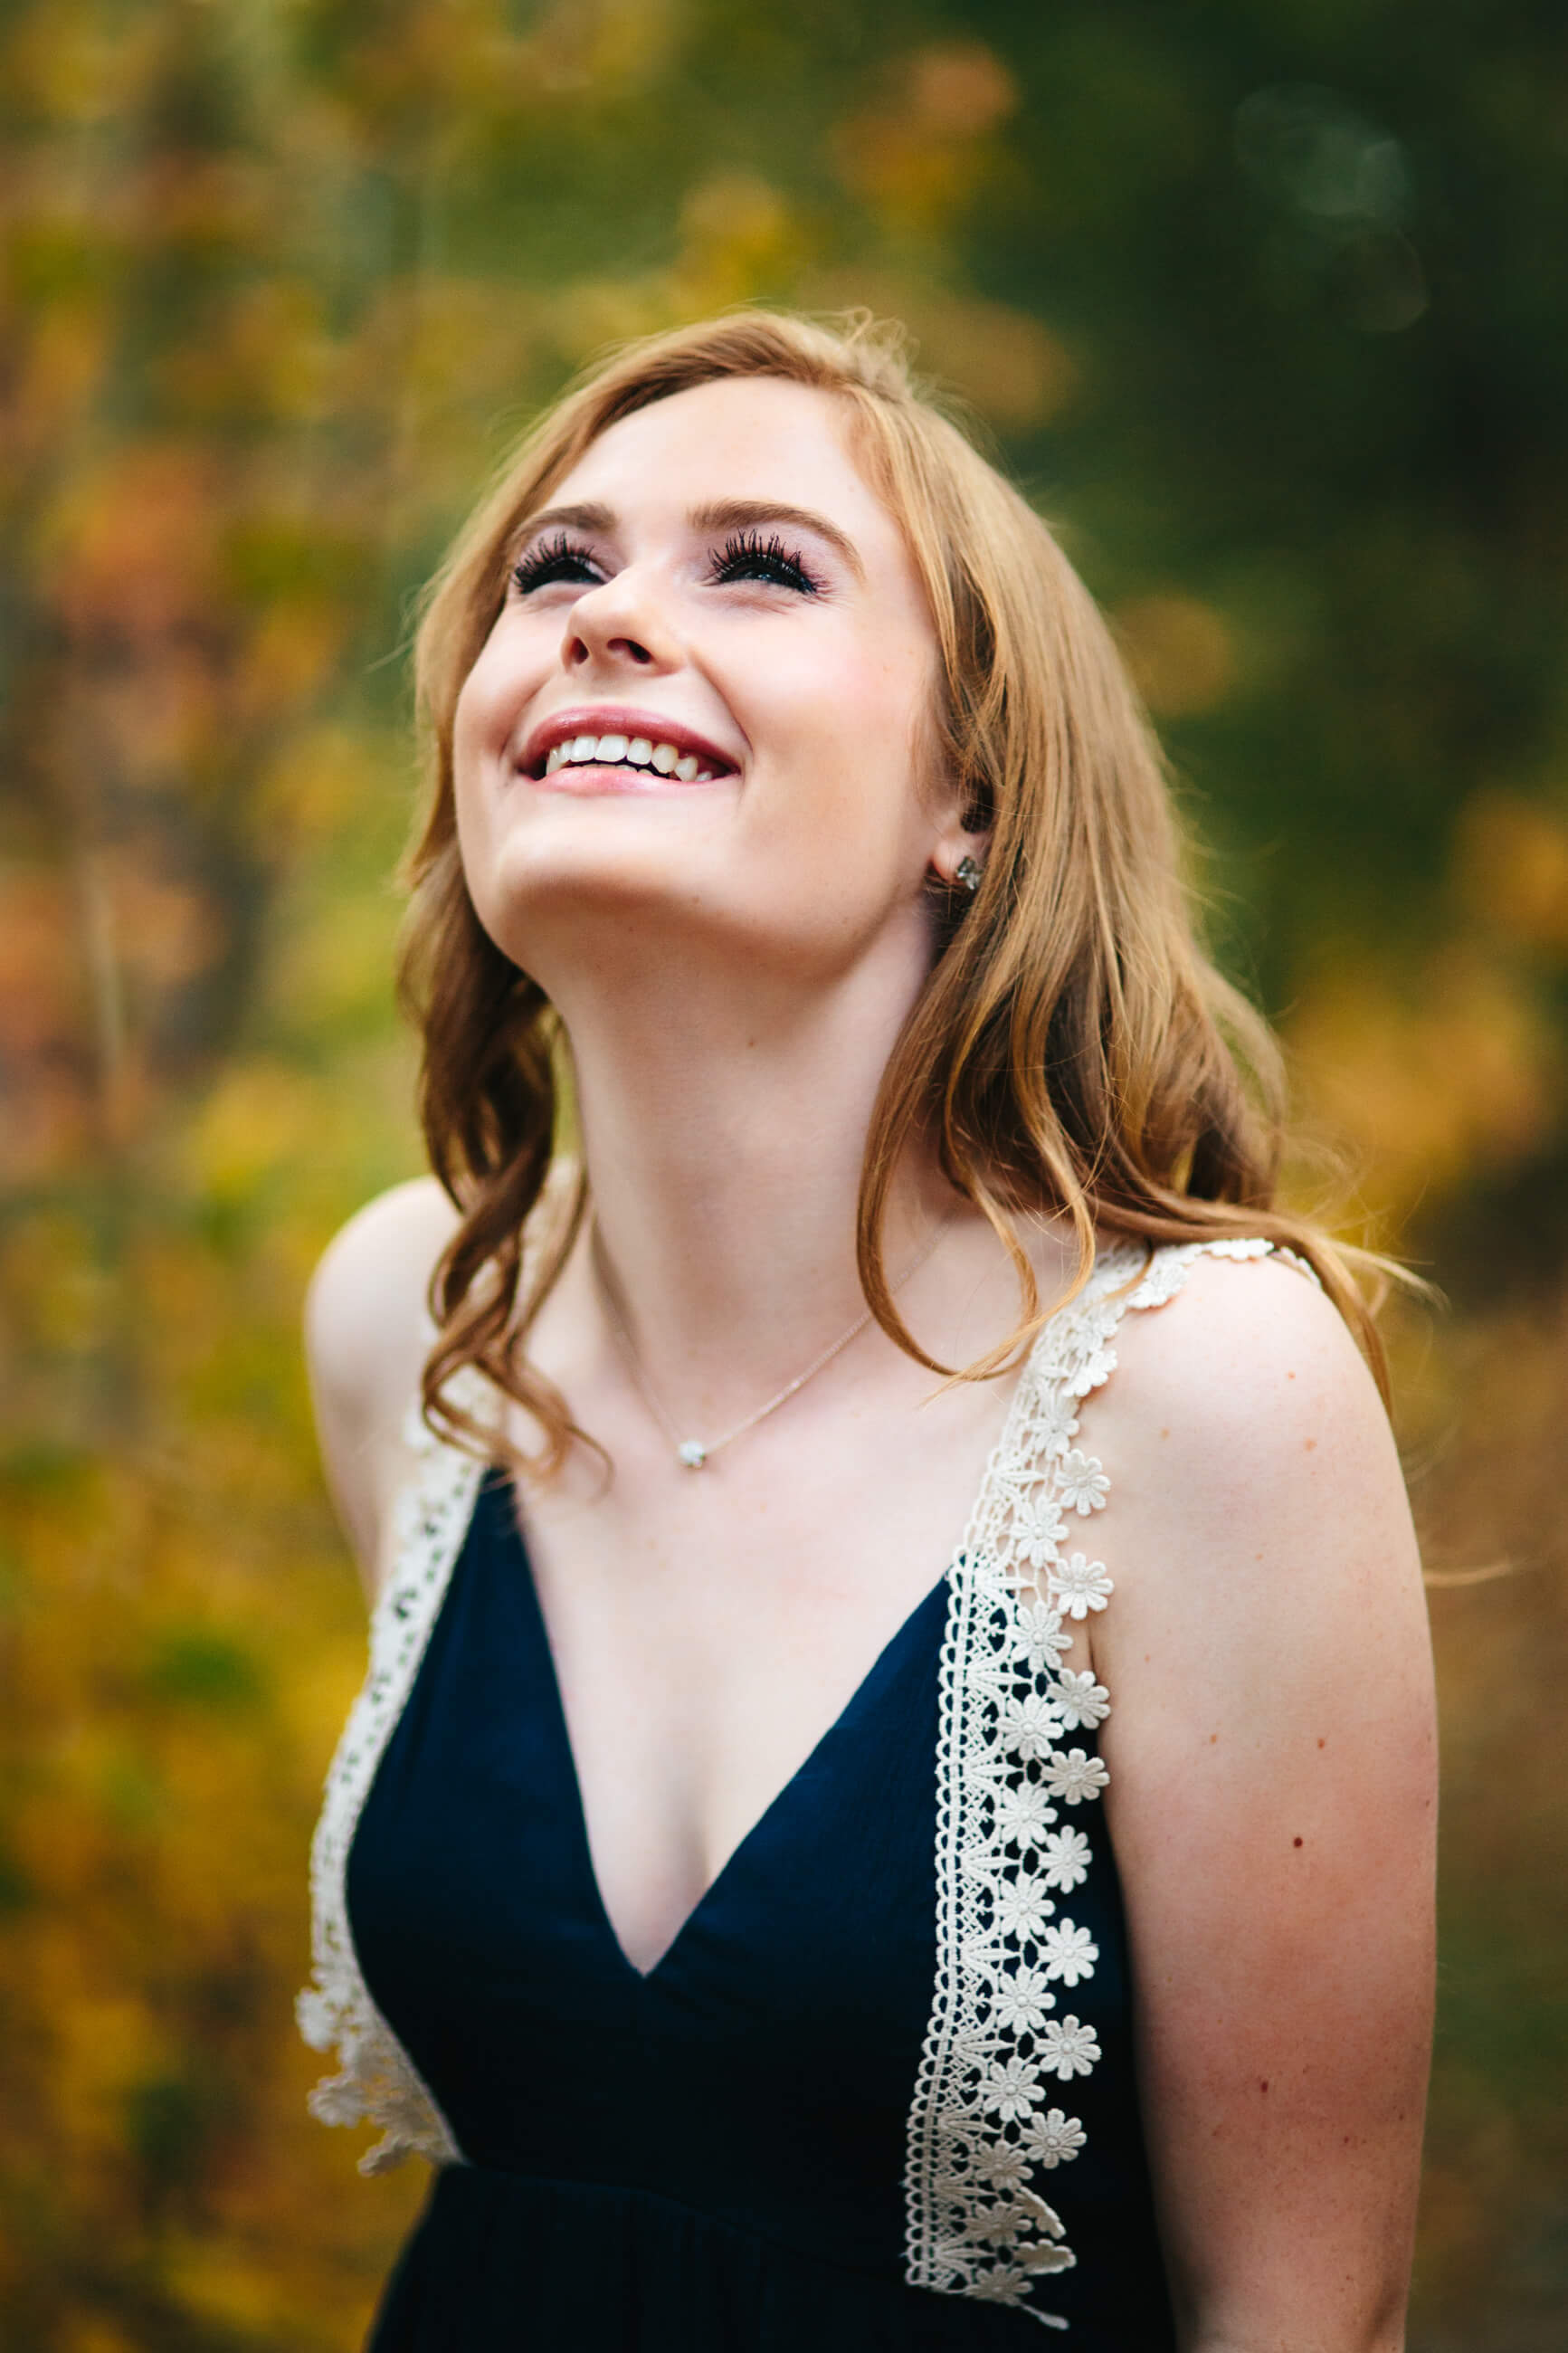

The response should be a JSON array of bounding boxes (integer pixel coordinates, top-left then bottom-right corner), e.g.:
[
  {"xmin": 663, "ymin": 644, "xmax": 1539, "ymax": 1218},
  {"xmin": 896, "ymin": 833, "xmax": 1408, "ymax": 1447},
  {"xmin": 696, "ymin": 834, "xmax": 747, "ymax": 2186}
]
[{"xmin": 955, "ymin": 854, "xmax": 984, "ymax": 895}]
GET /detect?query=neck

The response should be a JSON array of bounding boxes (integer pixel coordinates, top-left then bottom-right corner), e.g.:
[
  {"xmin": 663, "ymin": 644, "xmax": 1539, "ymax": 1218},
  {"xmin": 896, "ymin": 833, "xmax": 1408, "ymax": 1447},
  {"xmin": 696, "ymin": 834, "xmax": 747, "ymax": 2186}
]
[{"xmin": 552, "ymin": 939, "xmax": 948, "ymax": 1424}]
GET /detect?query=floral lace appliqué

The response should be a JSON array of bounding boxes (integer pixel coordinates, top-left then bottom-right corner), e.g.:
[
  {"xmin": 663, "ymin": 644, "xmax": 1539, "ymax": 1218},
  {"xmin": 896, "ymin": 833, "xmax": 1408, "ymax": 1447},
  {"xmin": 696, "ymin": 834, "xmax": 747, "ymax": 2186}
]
[
  {"xmin": 296, "ymin": 1377, "xmax": 492, "ymax": 2174},
  {"xmin": 902, "ymin": 1236, "xmax": 1278, "ymax": 2326}
]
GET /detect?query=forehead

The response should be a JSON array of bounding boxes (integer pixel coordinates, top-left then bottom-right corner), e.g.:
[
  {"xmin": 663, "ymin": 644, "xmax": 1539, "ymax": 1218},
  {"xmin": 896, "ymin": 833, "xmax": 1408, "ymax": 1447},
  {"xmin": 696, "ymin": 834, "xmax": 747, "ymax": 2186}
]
[{"xmin": 549, "ymin": 376, "xmax": 906, "ymax": 562}]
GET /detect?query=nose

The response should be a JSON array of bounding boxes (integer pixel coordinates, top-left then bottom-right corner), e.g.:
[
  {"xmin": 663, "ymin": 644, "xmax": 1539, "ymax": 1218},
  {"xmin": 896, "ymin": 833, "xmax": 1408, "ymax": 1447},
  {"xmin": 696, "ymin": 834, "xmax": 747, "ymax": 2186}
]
[{"xmin": 562, "ymin": 566, "xmax": 679, "ymax": 677}]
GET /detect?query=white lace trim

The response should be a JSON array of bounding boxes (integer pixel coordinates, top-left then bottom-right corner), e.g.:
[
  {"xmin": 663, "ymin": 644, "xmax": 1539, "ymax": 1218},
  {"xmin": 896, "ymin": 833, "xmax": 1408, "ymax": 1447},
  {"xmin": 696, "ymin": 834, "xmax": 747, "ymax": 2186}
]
[
  {"xmin": 298, "ymin": 1237, "xmax": 1305, "ymax": 2226},
  {"xmin": 296, "ymin": 1375, "xmax": 492, "ymax": 2175},
  {"xmin": 903, "ymin": 1236, "xmax": 1284, "ymax": 2325}
]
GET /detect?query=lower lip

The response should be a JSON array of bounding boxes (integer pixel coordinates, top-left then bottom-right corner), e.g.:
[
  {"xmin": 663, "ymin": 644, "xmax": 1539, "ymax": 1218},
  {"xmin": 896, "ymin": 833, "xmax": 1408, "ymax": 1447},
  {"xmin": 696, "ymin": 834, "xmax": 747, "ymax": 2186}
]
[{"xmin": 527, "ymin": 762, "xmax": 729, "ymax": 796}]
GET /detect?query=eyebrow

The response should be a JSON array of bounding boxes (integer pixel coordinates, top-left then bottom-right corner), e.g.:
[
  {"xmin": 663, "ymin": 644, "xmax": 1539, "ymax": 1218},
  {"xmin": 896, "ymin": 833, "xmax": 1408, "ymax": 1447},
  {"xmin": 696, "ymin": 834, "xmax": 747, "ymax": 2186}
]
[
  {"xmin": 690, "ymin": 500, "xmax": 865, "ymax": 582},
  {"xmin": 515, "ymin": 501, "xmax": 615, "ymax": 545},
  {"xmin": 514, "ymin": 497, "xmax": 865, "ymax": 583}
]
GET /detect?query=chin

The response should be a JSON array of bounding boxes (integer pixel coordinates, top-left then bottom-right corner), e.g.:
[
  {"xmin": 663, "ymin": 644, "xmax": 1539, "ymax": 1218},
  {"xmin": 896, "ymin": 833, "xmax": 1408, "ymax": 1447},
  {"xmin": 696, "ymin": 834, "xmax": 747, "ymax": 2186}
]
[
  {"xmin": 461, "ymin": 793, "xmax": 911, "ymax": 990},
  {"xmin": 462, "ymin": 808, "xmax": 727, "ymax": 962},
  {"xmin": 470, "ymin": 779, "xmax": 716, "ymax": 872}
]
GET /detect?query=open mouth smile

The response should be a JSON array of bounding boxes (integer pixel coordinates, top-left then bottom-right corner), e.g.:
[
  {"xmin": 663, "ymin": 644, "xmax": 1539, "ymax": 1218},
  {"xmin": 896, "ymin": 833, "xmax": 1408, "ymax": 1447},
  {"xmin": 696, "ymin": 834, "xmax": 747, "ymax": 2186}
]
[
  {"xmin": 520, "ymin": 709, "xmax": 737, "ymax": 786},
  {"xmin": 546, "ymin": 732, "xmax": 715, "ymax": 782}
]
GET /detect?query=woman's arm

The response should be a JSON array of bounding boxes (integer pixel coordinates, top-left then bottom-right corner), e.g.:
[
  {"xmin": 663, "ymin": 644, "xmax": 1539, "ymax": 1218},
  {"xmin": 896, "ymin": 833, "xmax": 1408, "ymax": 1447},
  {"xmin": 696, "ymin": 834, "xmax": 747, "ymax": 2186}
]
[{"xmin": 1089, "ymin": 1254, "xmax": 1436, "ymax": 2353}]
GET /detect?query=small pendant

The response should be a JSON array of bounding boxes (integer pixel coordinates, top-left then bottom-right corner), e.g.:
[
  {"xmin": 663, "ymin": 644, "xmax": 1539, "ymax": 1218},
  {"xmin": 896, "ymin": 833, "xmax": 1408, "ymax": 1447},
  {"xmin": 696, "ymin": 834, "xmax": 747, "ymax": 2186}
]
[{"xmin": 677, "ymin": 1439, "xmax": 708, "ymax": 1470}]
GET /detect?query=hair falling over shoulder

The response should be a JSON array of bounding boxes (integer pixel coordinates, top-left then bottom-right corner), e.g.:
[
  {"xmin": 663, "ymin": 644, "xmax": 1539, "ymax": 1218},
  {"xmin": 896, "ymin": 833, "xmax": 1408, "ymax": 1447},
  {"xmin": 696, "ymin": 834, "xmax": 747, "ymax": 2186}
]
[{"xmin": 398, "ymin": 308, "xmax": 1390, "ymax": 1475}]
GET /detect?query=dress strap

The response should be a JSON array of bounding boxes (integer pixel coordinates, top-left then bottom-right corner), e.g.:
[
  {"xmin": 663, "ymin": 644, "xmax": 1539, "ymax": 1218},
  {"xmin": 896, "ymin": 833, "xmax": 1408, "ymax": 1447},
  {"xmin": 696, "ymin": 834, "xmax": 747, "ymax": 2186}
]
[
  {"xmin": 297, "ymin": 1376, "xmax": 493, "ymax": 2174},
  {"xmin": 903, "ymin": 1235, "xmax": 1297, "ymax": 2325}
]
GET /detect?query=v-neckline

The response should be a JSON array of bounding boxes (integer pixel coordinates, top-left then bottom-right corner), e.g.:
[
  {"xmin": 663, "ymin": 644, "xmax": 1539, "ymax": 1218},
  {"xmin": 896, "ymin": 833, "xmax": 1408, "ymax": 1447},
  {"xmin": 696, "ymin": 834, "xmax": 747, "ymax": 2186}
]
[
  {"xmin": 487, "ymin": 1279, "xmax": 1078, "ymax": 1986},
  {"xmin": 496, "ymin": 1483, "xmax": 951, "ymax": 1986}
]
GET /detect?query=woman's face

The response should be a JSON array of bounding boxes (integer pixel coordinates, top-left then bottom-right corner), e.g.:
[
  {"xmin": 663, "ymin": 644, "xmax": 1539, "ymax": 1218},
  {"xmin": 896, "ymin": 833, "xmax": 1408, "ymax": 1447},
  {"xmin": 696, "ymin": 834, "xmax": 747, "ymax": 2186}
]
[{"xmin": 451, "ymin": 376, "xmax": 974, "ymax": 999}]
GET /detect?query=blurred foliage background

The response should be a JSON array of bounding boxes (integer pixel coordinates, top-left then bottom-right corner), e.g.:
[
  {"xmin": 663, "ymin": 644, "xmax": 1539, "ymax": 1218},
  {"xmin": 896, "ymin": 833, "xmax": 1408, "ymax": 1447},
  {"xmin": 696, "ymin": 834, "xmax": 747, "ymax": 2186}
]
[{"xmin": 1, "ymin": 1, "xmax": 1564, "ymax": 2346}]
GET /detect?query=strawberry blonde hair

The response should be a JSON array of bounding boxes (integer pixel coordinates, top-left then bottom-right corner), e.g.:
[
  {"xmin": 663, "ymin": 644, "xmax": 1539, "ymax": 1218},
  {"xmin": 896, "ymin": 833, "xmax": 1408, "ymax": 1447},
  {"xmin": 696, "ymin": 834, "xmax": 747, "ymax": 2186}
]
[{"xmin": 400, "ymin": 310, "xmax": 1383, "ymax": 1470}]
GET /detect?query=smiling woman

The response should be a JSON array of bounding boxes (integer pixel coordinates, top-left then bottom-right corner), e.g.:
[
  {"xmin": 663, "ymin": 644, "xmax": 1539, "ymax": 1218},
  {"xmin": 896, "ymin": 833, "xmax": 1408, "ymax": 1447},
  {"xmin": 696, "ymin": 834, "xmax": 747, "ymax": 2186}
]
[{"xmin": 296, "ymin": 313, "xmax": 1436, "ymax": 2353}]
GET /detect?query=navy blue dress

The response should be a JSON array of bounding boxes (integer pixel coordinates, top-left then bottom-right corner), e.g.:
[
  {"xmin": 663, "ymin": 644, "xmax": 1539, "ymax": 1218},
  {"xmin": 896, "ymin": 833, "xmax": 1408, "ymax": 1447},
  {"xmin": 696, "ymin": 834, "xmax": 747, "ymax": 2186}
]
[{"xmin": 346, "ymin": 1472, "xmax": 1176, "ymax": 2349}]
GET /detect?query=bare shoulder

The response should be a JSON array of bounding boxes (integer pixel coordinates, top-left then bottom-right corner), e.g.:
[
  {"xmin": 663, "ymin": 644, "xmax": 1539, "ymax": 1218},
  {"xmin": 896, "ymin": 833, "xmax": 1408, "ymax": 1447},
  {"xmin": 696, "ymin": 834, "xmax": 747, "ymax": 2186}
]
[
  {"xmin": 1082, "ymin": 1242, "xmax": 1430, "ymax": 1773},
  {"xmin": 1117, "ymin": 1245, "xmax": 1385, "ymax": 1441},
  {"xmin": 304, "ymin": 1176, "xmax": 460, "ymax": 1593},
  {"xmin": 1086, "ymin": 1235, "xmax": 1432, "ymax": 1888},
  {"xmin": 1083, "ymin": 1252, "xmax": 1436, "ymax": 2343},
  {"xmin": 306, "ymin": 1175, "xmax": 459, "ymax": 1433},
  {"xmin": 1098, "ymin": 1246, "xmax": 1411, "ymax": 1598}
]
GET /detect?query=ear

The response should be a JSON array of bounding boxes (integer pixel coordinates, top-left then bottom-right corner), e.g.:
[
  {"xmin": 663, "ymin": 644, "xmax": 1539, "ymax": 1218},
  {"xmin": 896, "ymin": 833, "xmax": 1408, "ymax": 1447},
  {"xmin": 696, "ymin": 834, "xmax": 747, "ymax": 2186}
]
[{"xmin": 927, "ymin": 800, "xmax": 993, "ymax": 893}]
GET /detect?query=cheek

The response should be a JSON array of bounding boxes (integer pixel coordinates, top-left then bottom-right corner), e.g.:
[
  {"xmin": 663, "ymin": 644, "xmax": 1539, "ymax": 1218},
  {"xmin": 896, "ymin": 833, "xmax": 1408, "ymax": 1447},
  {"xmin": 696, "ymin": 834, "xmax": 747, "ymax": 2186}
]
[
  {"xmin": 451, "ymin": 630, "xmax": 533, "ymax": 843},
  {"xmin": 450, "ymin": 672, "xmax": 518, "ymax": 934},
  {"xmin": 765, "ymin": 640, "xmax": 938, "ymax": 843},
  {"xmin": 452, "ymin": 635, "xmax": 512, "ymax": 767},
  {"xmin": 452, "ymin": 604, "xmax": 556, "ymax": 758}
]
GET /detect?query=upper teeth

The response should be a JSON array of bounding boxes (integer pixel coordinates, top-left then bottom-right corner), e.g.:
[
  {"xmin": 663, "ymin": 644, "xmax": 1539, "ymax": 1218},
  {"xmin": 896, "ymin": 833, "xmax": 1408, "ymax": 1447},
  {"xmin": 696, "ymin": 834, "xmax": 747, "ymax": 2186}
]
[{"xmin": 544, "ymin": 734, "xmax": 708, "ymax": 781}]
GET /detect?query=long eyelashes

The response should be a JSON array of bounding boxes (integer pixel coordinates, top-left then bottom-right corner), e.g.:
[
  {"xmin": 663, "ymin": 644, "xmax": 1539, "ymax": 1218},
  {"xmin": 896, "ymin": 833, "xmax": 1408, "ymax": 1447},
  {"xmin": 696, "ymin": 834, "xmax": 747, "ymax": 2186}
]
[
  {"xmin": 511, "ymin": 532, "xmax": 601, "ymax": 595},
  {"xmin": 708, "ymin": 529, "xmax": 821, "ymax": 595},
  {"xmin": 509, "ymin": 528, "xmax": 823, "ymax": 598}
]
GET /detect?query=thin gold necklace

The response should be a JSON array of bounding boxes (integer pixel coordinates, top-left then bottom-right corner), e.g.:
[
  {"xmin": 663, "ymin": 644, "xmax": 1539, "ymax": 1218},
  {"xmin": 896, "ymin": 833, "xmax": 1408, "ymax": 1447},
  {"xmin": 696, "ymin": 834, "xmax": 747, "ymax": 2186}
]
[{"xmin": 593, "ymin": 1215, "xmax": 950, "ymax": 1470}]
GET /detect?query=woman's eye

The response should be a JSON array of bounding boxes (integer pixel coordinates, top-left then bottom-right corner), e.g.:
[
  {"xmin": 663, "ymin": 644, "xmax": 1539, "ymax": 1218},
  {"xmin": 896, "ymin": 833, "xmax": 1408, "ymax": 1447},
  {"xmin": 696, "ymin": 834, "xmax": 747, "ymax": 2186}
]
[
  {"xmin": 709, "ymin": 530, "xmax": 821, "ymax": 595},
  {"xmin": 511, "ymin": 533, "xmax": 603, "ymax": 594}
]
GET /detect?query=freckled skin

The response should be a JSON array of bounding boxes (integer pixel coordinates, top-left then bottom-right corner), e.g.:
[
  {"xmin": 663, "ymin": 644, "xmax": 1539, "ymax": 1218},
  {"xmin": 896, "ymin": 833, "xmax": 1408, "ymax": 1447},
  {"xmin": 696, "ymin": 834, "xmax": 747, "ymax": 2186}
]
[{"xmin": 1084, "ymin": 1253, "xmax": 1435, "ymax": 2353}]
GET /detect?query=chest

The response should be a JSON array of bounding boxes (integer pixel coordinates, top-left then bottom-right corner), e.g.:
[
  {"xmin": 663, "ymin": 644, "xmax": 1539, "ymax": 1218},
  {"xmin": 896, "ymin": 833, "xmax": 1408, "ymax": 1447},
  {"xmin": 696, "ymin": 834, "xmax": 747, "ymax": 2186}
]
[{"xmin": 513, "ymin": 1369, "xmax": 1019, "ymax": 1973}]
